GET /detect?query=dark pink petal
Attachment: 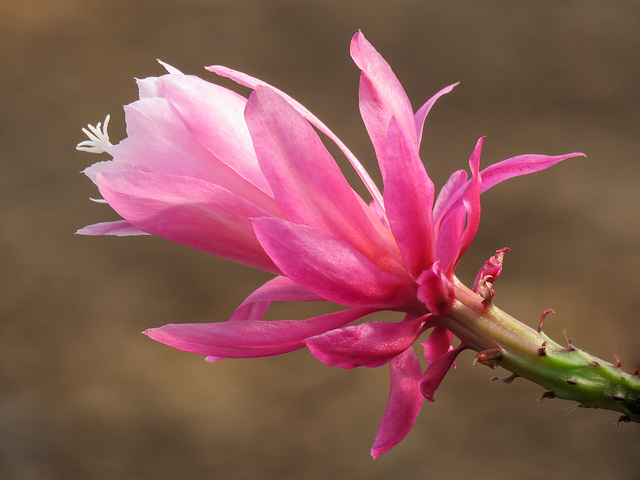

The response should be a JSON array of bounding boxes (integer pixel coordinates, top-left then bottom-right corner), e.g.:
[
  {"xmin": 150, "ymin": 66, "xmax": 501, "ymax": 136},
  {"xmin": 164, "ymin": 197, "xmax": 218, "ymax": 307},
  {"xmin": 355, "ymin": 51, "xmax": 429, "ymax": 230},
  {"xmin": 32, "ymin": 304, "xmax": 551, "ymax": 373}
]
[
  {"xmin": 420, "ymin": 343, "xmax": 468, "ymax": 402},
  {"xmin": 253, "ymin": 217, "xmax": 414, "ymax": 308},
  {"xmin": 350, "ymin": 31, "xmax": 416, "ymax": 180},
  {"xmin": 96, "ymin": 169, "xmax": 280, "ymax": 273},
  {"xmin": 144, "ymin": 308, "xmax": 373, "ymax": 359},
  {"xmin": 414, "ymin": 83, "xmax": 458, "ymax": 150},
  {"xmin": 383, "ymin": 118, "xmax": 436, "ymax": 278},
  {"xmin": 370, "ymin": 348, "xmax": 423, "ymax": 459},
  {"xmin": 206, "ymin": 64, "xmax": 384, "ymax": 209},
  {"xmin": 305, "ymin": 315, "xmax": 427, "ymax": 369},
  {"xmin": 157, "ymin": 74, "xmax": 272, "ymax": 196},
  {"xmin": 76, "ymin": 220, "xmax": 148, "ymax": 236},
  {"xmin": 433, "ymin": 169, "xmax": 467, "ymax": 225},
  {"xmin": 229, "ymin": 276, "xmax": 326, "ymax": 322},
  {"xmin": 480, "ymin": 152, "xmax": 584, "ymax": 194},
  {"xmin": 244, "ymin": 87, "xmax": 397, "ymax": 268},
  {"xmin": 435, "ymin": 205, "xmax": 466, "ymax": 273},
  {"xmin": 416, "ymin": 264, "xmax": 454, "ymax": 315},
  {"xmin": 421, "ymin": 326, "xmax": 454, "ymax": 365},
  {"xmin": 449, "ymin": 137, "xmax": 483, "ymax": 274}
]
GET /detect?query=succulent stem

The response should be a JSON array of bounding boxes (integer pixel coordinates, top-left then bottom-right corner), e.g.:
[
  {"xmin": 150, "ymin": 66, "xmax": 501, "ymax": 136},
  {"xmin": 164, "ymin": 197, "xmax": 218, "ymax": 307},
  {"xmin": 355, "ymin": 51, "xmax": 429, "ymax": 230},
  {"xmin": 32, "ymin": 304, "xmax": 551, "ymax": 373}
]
[{"xmin": 438, "ymin": 278, "xmax": 640, "ymax": 422}]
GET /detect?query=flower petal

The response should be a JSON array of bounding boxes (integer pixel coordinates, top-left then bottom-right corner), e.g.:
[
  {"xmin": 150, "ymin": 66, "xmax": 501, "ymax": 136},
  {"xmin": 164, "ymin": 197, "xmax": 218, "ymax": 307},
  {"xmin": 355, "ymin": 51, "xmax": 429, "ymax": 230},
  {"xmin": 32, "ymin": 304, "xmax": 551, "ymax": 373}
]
[
  {"xmin": 414, "ymin": 83, "xmax": 458, "ymax": 150},
  {"xmin": 421, "ymin": 326, "xmax": 454, "ymax": 365},
  {"xmin": 206, "ymin": 64, "xmax": 384, "ymax": 209},
  {"xmin": 253, "ymin": 217, "xmax": 414, "ymax": 308},
  {"xmin": 450, "ymin": 137, "xmax": 484, "ymax": 274},
  {"xmin": 96, "ymin": 169, "xmax": 280, "ymax": 273},
  {"xmin": 229, "ymin": 276, "xmax": 326, "ymax": 322},
  {"xmin": 420, "ymin": 343, "xmax": 467, "ymax": 402},
  {"xmin": 157, "ymin": 74, "xmax": 272, "ymax": 195},
  {"xmin": 110, "ymin": 98, "xmax": 278, "ymax": 211},
  {"xmin": 480, "ymin": 152, "xmax": 584, "ymax": 193},
  {"xmin": 370, "ymin": 348, "xmax": 423, "ymax": 459},
  {"xmin": 76, "ymin": 220, "xmax": 148, "ymax": 236},
  {"xmin": 383, "ymin": 117, "xmax": 436, "ymax": 277},
  {"xmin": 244, "ymin": 86, "xmax": 397, "ymax": 268},
  {"xmin": 143, "ymin": 308, "xmax": 373, "ymax": 359},
  {"xmin": 350, "ymin": 31, "xmax": 415, "ymax": 179},
  {"xmin": 305, "ymin": 315, "xmax": 427, "ymax": 369}
]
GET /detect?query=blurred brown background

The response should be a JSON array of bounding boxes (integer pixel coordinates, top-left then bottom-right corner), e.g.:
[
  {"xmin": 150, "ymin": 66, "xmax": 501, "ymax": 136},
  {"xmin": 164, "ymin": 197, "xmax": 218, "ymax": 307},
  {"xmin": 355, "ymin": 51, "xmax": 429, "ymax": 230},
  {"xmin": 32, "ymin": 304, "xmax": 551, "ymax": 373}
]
[{"xmin": 1, "ymin": 1, "xmax": 639, "ymax": 479}]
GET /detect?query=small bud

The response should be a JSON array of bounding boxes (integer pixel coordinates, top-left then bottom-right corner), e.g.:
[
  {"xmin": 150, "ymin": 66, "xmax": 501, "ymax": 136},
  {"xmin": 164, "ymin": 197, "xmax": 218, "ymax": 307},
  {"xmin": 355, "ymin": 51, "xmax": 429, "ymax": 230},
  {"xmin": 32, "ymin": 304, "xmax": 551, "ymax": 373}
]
[
  {"xmin": 474, "ymin": 348, "xmax": 503, "ymax": 369},
  {"xmin": 612, "ymin": 393, "xmax": 625, "ymax": 402},
  {"xmin": 566, "ymin": 378, "xmax": 577, "ymax": 385}
]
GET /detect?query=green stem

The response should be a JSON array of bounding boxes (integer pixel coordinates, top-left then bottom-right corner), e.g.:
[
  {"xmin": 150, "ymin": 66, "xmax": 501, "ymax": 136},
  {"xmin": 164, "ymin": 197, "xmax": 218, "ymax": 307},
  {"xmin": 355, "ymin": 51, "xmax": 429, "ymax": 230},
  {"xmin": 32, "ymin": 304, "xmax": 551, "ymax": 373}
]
[{"xmin": 440, "ymin": 278, "xmax": 640, "ymax": 422}]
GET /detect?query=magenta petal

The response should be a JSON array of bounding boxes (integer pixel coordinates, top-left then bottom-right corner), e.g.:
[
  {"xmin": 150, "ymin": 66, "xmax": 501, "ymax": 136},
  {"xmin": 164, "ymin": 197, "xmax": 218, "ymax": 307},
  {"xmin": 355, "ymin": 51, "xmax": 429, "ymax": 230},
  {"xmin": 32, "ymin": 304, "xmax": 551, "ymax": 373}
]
[
  {"xmin": 76, "ymin": 220, "xmax": 148, "ymax": 236},
  {"xmin": 480, "ymin": 152, "xmax": 584, "ymax": 193},
  {"xmin": 350, "ymin": 31, "xmax": 416, "ymax": 178},
  {"xmin": 416, "ymin": 264, "xmax": 454, "ymax": 315},
  {"xmin": 96, "ymin": 169, "xmax": 280, "ymax": 273},
  {"xmin": 451, "ymin": 137, "xmax": 484, "ymax": 273},
  {"xmin": 305, "ymin": 315, "xmax": 426, "ymax": 369},
  {"xmin": 143, "ymin": 308, "xmax": 373, "ymax": 359},
  {"xmin": 433, "ymin": 170, "xmax": 467, "ymax": 225},
  {"xmin": 414, "ymin": 83, "xmax": 458, "ymax": 150},
  {"xmin": 229, "ymin": 276, "xmax": 326, "ymax": 322},
  {"xmin": 206, "ymin": 65, "xmax": 384, "ymax": 209},
  {"xmin": 383, "ymin": 117, "xmax": 436, "ymax": 278},
  {"xmin": 420, "ymin": 343, "xmax": 467, "ymax": 402},
  {"xmin": 370, "ymin": 348, "xmax": 423, "ymax": 459},
  {"xmin": 244, "ymin": 86, "xmax": 395, "ymax": 266},
  {"xmin": 421, "ymin": 326, "xmax": 454, "ymax": 365},
  {"xmin": 253, "ymin": 217, "xmax": 412, "ymax": 308}
]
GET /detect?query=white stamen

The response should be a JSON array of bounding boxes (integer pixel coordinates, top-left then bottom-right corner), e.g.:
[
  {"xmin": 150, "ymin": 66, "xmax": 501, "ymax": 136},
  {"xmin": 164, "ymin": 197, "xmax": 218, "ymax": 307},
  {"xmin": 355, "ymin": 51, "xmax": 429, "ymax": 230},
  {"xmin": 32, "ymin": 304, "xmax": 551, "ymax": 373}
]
[{"xmin": 76, "ymin": 115, "xmax": 113, "ymax": 154}]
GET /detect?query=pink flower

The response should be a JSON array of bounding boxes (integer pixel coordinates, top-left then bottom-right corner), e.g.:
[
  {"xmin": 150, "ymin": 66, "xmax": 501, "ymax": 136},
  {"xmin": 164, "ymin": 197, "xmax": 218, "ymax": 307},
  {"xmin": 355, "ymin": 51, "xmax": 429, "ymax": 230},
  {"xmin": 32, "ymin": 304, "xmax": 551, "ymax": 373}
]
[{"xmin": 78, "ymin": 31, "xmax": 582, "ymax": 457}]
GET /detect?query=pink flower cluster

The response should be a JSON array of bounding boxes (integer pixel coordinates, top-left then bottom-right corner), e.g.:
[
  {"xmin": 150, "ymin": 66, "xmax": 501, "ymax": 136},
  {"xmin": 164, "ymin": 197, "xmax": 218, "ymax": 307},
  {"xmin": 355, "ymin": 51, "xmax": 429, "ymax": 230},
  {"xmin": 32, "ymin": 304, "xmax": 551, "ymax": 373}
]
[{"xmin": 78, "ymin": 31, "xmax": 580, "ymax": 457}]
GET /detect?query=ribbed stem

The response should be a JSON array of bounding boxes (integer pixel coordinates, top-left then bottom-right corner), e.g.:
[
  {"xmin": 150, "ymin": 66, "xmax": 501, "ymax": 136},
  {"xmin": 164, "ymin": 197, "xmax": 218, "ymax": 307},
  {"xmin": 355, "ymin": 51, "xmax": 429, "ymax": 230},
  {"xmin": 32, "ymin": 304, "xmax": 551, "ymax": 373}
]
[{"xmin": 439, "ymin": 278, "xmax": 640, "ymax": 422}]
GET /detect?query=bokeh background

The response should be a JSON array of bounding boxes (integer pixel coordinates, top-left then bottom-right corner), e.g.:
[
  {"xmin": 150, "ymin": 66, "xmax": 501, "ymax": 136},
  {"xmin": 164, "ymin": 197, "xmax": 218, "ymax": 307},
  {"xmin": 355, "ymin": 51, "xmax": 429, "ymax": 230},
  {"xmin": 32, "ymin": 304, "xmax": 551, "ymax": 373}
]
[{"xmin": 2, "ymin": 1, "xmax": 639, "ymax": 479}]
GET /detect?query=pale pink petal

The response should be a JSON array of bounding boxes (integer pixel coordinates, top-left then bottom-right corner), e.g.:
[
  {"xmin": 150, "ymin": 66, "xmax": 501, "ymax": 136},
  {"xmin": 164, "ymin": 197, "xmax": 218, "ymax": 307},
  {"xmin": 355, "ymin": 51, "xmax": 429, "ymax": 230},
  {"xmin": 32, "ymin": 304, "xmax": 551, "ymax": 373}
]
[
  {"xmin": 206, "ymin": 65, "xmax": 384, "ymax": 209},
  {"xmin": 83, "ymin": 160, "xmax": 136, "ymax": 185},
  {"xmin": 244, "ymin": 86, "xmax": 398, "ymax": 269},
  {"xmin": 350, "ymin": 31, "xmax": 416, "ymax": 179},
  {"xmin": 414, "ymin": 83, "xmax": 458, "ymax": 150},
  {"xmin": 229, "ymin": 276, "xmax": 326, "ymax": 322},
  {"xmin": 252, "ymin": 217, "xmax": 414, "ymax": 308},
  {"xmin": 420, "ymin": 343, "xmax": 467, "ymax": 402},
  {"xmin": 110, "ymin": 98, "xmax": 280, "ymax": 213},
  {"xmin": 370, "ymin": 348, "xmax": 423, "ymax": 459},
  {"xmin": 143, "ymin": 307, "xmax": 373, "ymax": 359},
  {"xmin": 421, "ymin": 326, "xmax": 454, "ymax": 365},
  {"xmin": 383, "ymin": 117, "xmax": 436, "ymax": 278},
  {"xmin": 76, "ymin": 220, "xmax": 148, "ymax": 236},
  {"xmin": 480, "ymin": 152, "xmax": 584, "ymax": 193},
  {"xmin": 305, "ymin": 315, "xmax": 427, "ymax": 369},
  {"xmin": 96, "ymin": 169, "xmax": 280, "ymax": 273},
  {"xmin": 157, "ymin": 74, "xmax": 272, "ymax": 195}
]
